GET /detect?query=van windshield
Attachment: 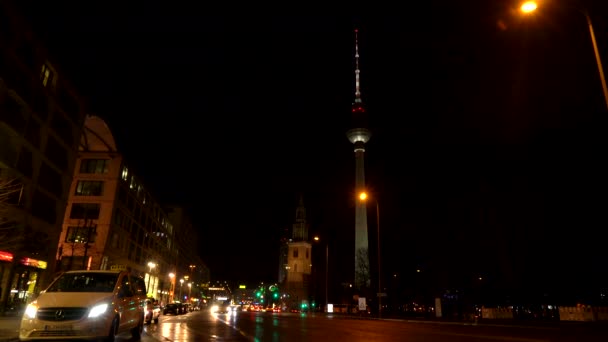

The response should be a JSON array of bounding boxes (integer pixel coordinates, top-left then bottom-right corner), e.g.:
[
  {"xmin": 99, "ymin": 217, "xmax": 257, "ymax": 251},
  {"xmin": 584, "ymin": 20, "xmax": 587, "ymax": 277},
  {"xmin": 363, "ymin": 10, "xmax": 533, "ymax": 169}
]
[{"xmin": 47, "ymin": 272, "xmax": 120, "ymax": 293}]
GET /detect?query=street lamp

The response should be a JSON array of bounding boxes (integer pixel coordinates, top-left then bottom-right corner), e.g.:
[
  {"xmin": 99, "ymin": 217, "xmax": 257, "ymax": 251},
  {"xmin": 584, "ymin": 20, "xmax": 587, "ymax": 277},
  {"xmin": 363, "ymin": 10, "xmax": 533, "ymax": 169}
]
[
  {"xmin": 147, "ymin": 262, "xmax": 156, "ymax": 297},
  {"xmin": 520, "ymin": 1, "xmax": 608, "ymax": 112},
  {"xmin": 359, "ymin": 191, "xmax": 382, "ymax": 318},
  {"xmin": 313, "ymin": 236, "xmax": 329, "ymax": 312},
  {"xmin": 179, "ymin": 278, "xmax": 184, "ymax": 301}
]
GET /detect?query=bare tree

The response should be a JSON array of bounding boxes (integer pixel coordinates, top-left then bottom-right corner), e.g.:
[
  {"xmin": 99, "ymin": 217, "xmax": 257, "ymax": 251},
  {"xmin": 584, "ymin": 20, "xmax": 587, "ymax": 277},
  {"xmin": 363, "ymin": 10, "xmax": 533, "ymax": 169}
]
[{"xmin": 0, "ymin": 176, "xmax": 21, "ymax": 251}]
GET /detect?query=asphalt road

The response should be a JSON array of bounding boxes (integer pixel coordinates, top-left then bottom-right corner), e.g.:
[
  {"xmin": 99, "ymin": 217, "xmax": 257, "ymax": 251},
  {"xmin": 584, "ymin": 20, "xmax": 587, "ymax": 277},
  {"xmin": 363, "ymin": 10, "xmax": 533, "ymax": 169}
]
[{"xmin": 3, "ymin": 309, "xmax": 608, "ymax": 342}]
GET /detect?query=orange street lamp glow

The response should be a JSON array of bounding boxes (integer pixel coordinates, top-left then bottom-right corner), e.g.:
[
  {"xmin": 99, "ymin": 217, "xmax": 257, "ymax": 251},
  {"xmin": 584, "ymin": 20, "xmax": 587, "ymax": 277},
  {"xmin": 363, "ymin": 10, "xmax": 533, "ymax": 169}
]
[
  {"xmin": 520, "ymin": 1, "xmax": 537, "ymax": 14},
  {"xmin": 359, "ymin": 192, "xmax": 367, "ymax": 201}
]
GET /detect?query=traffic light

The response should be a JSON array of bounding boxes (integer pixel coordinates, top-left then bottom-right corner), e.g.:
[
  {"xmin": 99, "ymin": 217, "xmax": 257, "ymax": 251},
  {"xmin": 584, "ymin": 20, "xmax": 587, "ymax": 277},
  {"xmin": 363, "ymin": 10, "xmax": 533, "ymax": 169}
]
[{"xmin": 273, "ymin": 292, "xmax": 278, "ymax": 299}]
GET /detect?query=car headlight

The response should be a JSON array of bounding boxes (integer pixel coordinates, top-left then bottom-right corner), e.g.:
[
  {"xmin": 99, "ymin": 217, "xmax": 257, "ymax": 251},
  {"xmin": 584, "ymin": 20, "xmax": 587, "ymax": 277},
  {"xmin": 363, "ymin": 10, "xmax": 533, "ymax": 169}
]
[
  {"xmin": 88, "ymin": 303, "xmax": 109, "ymax": 318},
  {"xmin": 211, "ymin": 305, "xmax": 219, "ymax": 313},
  {"xmin": 24, "ymin": 303, "xmax": 38, "ymax": 319}
]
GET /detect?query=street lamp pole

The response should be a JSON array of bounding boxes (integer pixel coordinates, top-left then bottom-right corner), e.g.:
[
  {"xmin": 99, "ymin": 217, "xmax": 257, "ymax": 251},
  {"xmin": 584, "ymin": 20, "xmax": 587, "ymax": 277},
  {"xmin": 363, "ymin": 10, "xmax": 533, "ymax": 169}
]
[
  {"xmin": 376, "ymin": 199, "xmax": 381, "ymax": 319},
  {"xmin": 582, "ymin": 9, "xmax": 608, "ymax": 112},
  {"xmin": 314, "ymin": 236, "xmax": 330, "ymax": 312},
  {"xmin": 325, "ymin": 243, "xmax": 328, "ymax": 312},
  {"xmin": 358, "ymin": 192, "xmax": 382, "ymax": 318},
  {"xmin": 520, "ymin": 1, "xmax": 608, "ymax": 112}
]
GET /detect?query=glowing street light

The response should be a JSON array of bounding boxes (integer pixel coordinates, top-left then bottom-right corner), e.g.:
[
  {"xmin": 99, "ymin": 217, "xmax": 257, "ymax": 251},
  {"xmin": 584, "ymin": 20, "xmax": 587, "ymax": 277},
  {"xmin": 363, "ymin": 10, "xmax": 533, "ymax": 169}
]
[
  {"xmin": 179, "ymin": 278, "xmax": 184, "ymax": 301},
  {"xmin": 520, "ymin": 1, "xmax": 608, "ymax": 112},
  {"xmin": 519, "ymin": 1, "xmax": 537, "ymax": 14}
]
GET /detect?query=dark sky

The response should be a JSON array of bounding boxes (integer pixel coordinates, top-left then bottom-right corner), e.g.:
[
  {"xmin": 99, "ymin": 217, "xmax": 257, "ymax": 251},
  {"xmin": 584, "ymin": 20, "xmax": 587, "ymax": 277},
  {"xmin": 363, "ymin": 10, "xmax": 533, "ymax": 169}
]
[{"xmin": 18, "ymin": 1, "xmax": 608, "ymax": 299}]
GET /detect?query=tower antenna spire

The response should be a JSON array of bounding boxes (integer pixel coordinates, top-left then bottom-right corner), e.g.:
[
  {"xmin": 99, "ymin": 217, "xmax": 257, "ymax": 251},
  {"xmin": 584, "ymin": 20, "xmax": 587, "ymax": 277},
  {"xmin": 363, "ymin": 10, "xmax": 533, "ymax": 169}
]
[{"xmin": 354, "ymin": 29, "xmax": 362, "ymax": 104}]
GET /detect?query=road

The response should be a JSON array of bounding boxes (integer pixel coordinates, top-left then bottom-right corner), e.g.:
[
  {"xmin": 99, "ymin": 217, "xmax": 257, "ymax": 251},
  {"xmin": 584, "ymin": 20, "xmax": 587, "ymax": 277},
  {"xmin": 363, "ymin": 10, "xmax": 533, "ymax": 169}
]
[{"xmin": 127, "ymin": 308, "xmax": 608, "ymax": 342}]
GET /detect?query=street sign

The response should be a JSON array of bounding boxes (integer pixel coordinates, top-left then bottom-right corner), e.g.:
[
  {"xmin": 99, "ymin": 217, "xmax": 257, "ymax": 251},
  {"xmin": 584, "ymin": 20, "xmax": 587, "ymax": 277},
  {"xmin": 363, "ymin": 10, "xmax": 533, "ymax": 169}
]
[{"xmin": 377, "ymin": 293, "xmax": 387, "ymax": 297}]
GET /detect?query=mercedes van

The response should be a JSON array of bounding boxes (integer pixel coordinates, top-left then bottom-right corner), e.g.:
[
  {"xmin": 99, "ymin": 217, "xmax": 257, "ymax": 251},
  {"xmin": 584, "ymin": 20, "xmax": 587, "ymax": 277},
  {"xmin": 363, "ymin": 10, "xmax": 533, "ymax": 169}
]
[{"xmin": 19, "ymin": 270, "xmax": 147, "ymax": 341}]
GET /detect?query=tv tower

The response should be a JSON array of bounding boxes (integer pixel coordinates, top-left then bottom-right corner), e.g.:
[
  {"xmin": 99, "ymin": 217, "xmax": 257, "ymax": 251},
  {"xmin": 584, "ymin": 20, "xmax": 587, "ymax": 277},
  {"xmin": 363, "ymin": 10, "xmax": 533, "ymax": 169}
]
[{"xmin": 346, "ymin": 29, "xmax": 371, "ymax": 289}]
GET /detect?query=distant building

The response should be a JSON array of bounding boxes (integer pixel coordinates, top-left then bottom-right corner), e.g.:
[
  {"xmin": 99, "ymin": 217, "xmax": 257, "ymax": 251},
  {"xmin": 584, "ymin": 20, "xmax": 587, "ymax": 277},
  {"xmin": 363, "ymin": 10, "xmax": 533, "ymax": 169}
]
[
  {"xmin": 165, "ymin": 205, "xmax": 209, "ymax": 303},
  {"xmin": 0, "ymin": 1, "xmax": 87, "ymax": 309}
]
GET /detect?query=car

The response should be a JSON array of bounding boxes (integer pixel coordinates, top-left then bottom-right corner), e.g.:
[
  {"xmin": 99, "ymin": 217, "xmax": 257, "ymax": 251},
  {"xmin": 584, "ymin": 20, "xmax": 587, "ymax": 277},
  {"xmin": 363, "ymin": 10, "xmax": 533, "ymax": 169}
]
[
  {"xmin": 163, "ymin": 303, "xmax": 181, "ymax": 315},
  {"xmin": 210, "ymin": 301, "xmax": 231, "ymax": 314},
  {"xmin": 19, "ymin": 270, "xmax": 147, "ymax": 341},
  {"xmin": 145, "ymin": 302, "xmax": 161, "ymax": 324}
]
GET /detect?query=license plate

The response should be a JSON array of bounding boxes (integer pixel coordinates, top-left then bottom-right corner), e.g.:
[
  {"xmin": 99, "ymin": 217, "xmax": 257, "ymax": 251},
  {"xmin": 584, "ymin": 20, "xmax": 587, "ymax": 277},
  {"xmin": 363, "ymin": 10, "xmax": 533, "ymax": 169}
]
[{"xmin": 44, "ymin": 325, "xmax": 72, "ymax": 331}]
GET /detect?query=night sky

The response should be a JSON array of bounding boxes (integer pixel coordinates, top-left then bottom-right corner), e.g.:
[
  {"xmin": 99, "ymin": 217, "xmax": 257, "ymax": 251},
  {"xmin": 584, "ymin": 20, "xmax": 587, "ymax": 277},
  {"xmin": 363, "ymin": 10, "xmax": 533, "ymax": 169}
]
[{"xmin": 17, "ymin": 1, "xmax": 608, "ymax": 300}]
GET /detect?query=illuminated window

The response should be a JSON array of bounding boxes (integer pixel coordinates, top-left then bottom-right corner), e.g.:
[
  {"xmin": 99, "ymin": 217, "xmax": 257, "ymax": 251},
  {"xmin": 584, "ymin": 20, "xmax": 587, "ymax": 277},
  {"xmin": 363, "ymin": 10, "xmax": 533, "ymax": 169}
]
[
  {"xmin": 293, "ymin": 248, "xmax": 298, "ymax": 258},
  {"xmin": 121, "ymin": 166, "xmax": 128, "ymax": 181},
  {"xmin": 74, "ymin": 180, "xmax": 104, "ymax": 196},
  {"xmin": 129, "ymin": 176, "xmax": 136, "ymax": 189},
  {"xmin": 80, "ymin": 159, "xmax": 109, "ymax": 174},
  {"xmin": 65, "ymin": 225, "xmax": 97, "ymax": 243},
  {"xmin": 40, "ymin": 64, "xmax": 54, "ymax": 88}
]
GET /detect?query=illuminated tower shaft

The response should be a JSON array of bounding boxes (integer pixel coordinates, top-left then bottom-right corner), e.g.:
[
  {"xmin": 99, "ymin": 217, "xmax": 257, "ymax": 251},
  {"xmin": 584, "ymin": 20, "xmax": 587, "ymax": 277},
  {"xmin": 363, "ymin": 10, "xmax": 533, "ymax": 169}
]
[{"xmin": 346, "ymin": 29, "xmax": 371, "ymax": 289}]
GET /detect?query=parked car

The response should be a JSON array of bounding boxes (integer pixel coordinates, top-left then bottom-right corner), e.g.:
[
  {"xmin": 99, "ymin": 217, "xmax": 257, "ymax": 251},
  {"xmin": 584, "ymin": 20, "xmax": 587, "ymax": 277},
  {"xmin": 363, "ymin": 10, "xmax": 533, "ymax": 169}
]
[
  {"xmin": 163, "ymin": 303, "xmax": 181, "ymax": 315},
  {"xmin": 145, "ymin": 301, "xmax": 161, "ymax": 324},
  {"xmin": 19, "ymin": 270, "xmax": 147, "ymax": 341}
]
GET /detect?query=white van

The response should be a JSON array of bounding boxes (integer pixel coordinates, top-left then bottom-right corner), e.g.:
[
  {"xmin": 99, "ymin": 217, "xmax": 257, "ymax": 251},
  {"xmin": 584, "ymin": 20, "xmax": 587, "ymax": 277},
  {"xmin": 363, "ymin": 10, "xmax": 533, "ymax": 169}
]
[{"xmin": 19, "ymin": 270, "xmax": 147, "ymax": 341}]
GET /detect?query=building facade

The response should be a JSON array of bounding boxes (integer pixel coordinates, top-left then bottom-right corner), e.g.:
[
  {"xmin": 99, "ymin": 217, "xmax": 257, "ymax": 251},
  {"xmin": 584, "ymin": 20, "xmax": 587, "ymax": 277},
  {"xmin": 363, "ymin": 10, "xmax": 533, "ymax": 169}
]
[
  {"xmin": 0, "ymin": 1, "xmax": 87, "ymax": 311},
  {"xmin": 57, "ymin": 115, "xmax": 178, "ymax": 303}
]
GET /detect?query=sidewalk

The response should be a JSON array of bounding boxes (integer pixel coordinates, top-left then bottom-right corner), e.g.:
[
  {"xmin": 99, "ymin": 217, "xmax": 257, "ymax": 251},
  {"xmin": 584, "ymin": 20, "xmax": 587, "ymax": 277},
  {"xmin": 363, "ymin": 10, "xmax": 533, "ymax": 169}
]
[{"xmin": 0, "ymin": 314, "xmax": 19, "ymax": 342}]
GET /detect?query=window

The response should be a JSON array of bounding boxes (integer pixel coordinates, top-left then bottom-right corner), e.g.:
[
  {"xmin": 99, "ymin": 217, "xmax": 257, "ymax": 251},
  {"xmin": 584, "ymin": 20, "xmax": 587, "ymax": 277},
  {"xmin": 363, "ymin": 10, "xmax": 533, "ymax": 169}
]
[
  {"xmin": 16, "ymin": 148, "xmax": 33, "ymax": 178},
  {"xmin": 50, "ymin": 113, "xmax": 74, "ymax": 145},
  {"xmin": 70, "ymin": 203, "xmax": 101, "ymax": 219},
  {"xmin": 0, "ymin": 94, "xmax": 27, "ymax": 134},
  {"xmin": 25, "ymin": 119, "xmax": 41, "ymax": 149},
  {"xmin": 306, "ymin": 248, "xmax": 309, "ymax": 259},
  {"xmin": 38, "ymin": 162, "xmax": 63, "ymax": 196},
  {"xmin": 74, "ymin": 180, "xmax": 104, "ymax": 196},
  {"xmin": 131, "ymin": 276, "xmax": 146, "ymax": 297},
  {"xmin": 293, "ymin": 248, "xmax": 298, "ymax": 258},
  {"xmin": 110, "ymin": 232, "xmax": 119, "ymax": 249},
  {"xmin": 80, "ymin": 159, "xmax": 109, "ymax": 174},
  {"xmin": 65, "ymin": 225, "xmax": 97, "ymax": 243},
  {"xmin": 31, "ymin": 190, "xmax": 57, "ymax": 224},
  {"xmin": 40, "ymin": 64, "xmax": 54, "ymax": 88},
  {"xmin": 57, "ymin": 87, "xmax": 80, "ymax": 123},
  {"xmin": 44, "ymin": 136, "xmax": 68, "ymax": 171},
  {"xmin": 121, "ymin": 166, "xmax": 128, "ymax": 180}
]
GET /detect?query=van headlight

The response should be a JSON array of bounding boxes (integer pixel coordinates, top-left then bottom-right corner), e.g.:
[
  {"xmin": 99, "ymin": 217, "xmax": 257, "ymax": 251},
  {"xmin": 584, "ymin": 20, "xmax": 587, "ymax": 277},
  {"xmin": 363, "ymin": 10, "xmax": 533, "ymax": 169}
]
[
  {"xmin": 88, "ymin": 304, "xmax": 109, "ymax": 318},
  {"xmin": 24, "ymin": 303, "xmax": 38, "ymax": 319}
]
